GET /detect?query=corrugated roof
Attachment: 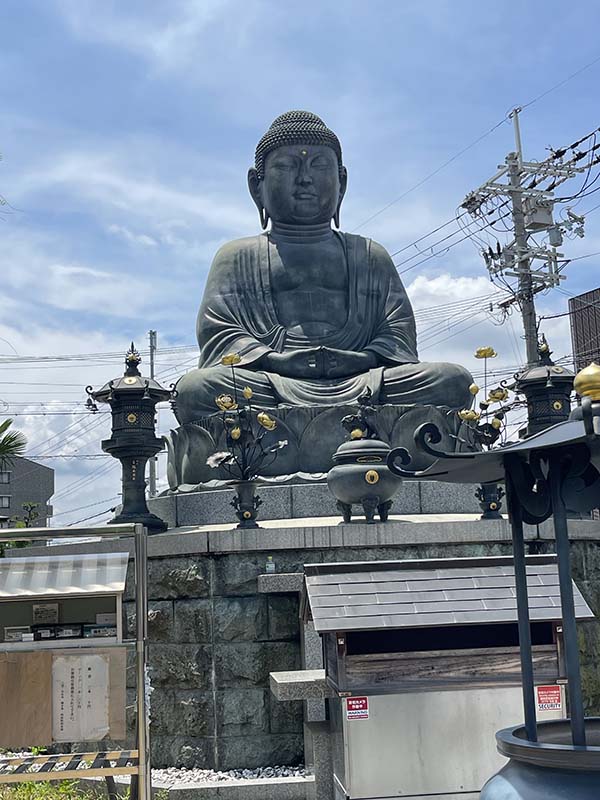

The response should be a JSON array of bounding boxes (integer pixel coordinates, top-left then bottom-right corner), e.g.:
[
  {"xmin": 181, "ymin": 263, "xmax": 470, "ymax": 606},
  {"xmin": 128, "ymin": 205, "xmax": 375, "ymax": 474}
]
[
  {"xmin": 0, "ymin": 552, "xmax": 129, "ymax": 598},
  {"xmin": 304, "ymin": 556, "xmax": 594, "ymax": 633}
]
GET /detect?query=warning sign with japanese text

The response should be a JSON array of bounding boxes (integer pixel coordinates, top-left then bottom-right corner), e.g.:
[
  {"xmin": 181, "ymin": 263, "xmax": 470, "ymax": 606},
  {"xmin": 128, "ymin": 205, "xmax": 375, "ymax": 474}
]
[
  {"xmin": 346, "ymin": 696, "xmax": 369, "ymax": 720},
  {"xmin": 537, "ymin": 684, "xmax": 561, "ymax": 711}
]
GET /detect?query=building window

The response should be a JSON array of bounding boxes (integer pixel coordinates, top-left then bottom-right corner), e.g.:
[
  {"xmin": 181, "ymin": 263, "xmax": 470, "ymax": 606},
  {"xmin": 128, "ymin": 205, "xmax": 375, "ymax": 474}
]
[
  {"xmin": 0, "ymin": 497, "xmax": 10, "ymax": 509},
  {"xmin": 0, "ymin": 472, "xmax": 10, "ymax": 484}
]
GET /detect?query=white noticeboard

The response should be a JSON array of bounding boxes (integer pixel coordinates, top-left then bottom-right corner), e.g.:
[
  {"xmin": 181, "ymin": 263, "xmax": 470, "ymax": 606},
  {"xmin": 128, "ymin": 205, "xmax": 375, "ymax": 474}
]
[{"xmin": 52, "ymin": 654, "xmax": 110, "ymax": 742}]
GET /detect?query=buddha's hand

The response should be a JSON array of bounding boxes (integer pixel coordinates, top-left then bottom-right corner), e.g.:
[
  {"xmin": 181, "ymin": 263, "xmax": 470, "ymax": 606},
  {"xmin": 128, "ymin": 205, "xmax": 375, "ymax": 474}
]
[
  {"xmin": 322, "ymin": 348, "xmax": 378, "ymax": 378},
  {"xmin": 262, "ymin": 348, "xmax": 326, "ymax": 378}
]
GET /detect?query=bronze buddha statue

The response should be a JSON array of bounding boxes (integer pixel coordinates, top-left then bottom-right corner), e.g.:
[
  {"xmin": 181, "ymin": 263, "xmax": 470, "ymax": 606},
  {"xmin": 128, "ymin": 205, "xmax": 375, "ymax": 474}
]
[{"xmin": 175, "ymin": 110, "xmax": 472, "ymax": 423}]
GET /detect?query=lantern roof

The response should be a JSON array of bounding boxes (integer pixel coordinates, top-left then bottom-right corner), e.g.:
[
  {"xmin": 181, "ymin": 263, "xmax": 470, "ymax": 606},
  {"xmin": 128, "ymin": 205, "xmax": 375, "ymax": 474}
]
[{"xmin": 87, "ymin": 343, "xmax": 172, "ymax": 404}]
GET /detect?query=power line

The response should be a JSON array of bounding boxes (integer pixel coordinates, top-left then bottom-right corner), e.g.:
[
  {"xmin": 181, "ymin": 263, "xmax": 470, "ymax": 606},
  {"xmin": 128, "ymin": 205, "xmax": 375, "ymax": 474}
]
[
  {"xmin": 51, "ymin": 495, "xmax": 121, "ymax": 519},
  {"xmin": 351, "ymin": 52, "xmax": 600, "ymax": 235},
  {"xmin": 352, "ymin": 117, "xmax": 509, "ymax": 232},
  {"xmin": 68, "ymin": 507, "xmax": 117, "ymax": 527},
  {"xmin": 520, "ymin": 53, "xmax": 600, "ymax": 112}
]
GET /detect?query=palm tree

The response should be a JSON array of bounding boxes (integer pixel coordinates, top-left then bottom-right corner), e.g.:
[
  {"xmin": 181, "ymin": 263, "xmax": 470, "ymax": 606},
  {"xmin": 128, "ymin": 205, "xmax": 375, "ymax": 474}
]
[{"xmin": 0, "ymin": 419, "xmax": 27, "ymax": 468}]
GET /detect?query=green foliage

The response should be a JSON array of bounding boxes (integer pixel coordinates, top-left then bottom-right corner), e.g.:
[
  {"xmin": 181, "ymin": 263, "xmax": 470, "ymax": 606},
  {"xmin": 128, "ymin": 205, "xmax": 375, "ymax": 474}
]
[
  {"xmin": 0, "ymin": 420, "xmax": 27, "ymax": 469},
  {"xmin": 0, "ymin": 781, "xmax": 92, "ymax": 800}
]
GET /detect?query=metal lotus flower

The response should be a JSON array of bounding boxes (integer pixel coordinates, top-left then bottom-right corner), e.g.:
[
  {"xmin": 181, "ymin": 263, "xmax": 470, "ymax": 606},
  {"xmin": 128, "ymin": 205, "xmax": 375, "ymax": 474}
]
[
  {"xmin": 257, "ymin": 411, "xmax": 277, "ymax": 431},
  {"xmin": 487, "ymin": 387, "xmax": 509, "ymax": 403},
  {"xmin": 243, "ymin": 386, "xmax": 253, "ymax": 400},
  {"xmin": 458, "ymin": 409, "xmax": 481, "ymax": 422},
  {"xmin": 215, "ymin": 394, "xmax": 238, "ymax": 411},
  {"xmin": 221, "ymin": 353, "xmax": 242, "ymax": 366},
  {"xmin": 474, "ymin": 346, "xmax": 498, "ymax": 359}
]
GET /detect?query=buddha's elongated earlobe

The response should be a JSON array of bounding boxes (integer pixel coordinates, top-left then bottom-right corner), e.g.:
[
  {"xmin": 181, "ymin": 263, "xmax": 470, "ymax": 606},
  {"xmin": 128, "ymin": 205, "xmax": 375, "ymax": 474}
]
[
  {"xmin": 248, "ymin": 167, "xmax": 270, "ymax": 230},
  {"xmin": 334, "ymin": 166, "xmax": 347, "ymax": 229},
  {"xmin": 259, "ymin": 207, "xmax": 270, "ymax": 230}
]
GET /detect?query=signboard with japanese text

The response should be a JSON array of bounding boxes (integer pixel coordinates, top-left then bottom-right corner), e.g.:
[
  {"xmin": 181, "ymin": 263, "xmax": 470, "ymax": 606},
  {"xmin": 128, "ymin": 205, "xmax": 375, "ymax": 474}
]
[{"xmin": 52, "ymin": 654, "xmax": 110, "ymax": 741}]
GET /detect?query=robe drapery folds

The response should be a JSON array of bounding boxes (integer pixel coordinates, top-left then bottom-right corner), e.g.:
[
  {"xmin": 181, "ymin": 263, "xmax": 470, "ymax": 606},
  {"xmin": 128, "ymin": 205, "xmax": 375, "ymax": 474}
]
[{"xmin": 196, "ymin": 232, "xmax": 419, "ymax": 405}]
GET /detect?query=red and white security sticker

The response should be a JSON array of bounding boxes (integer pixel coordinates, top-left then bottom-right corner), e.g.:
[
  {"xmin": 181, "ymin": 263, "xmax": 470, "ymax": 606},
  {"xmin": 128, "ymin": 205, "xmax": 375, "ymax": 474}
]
[
  {"xmin": 536, "ymin": 685, "xmax": 561, "ymax": 711},
  {"xmin": 346, "ymin": 696, "xmax": 369, "ymax": 720}
]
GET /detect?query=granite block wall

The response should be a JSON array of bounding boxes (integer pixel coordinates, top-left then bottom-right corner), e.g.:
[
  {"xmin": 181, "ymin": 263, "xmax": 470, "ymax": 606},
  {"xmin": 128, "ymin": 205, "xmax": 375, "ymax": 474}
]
[{"xmin": 123, "ymin": 535, "xmax": 600, "ymax": 771}]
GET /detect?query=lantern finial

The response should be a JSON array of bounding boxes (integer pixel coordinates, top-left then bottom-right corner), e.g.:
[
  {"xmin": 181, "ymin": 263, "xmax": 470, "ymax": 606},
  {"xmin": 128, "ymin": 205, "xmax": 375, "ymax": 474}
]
[{"xmin": 574, "ymin": 362, "xmax": 600, "ymax": 401}]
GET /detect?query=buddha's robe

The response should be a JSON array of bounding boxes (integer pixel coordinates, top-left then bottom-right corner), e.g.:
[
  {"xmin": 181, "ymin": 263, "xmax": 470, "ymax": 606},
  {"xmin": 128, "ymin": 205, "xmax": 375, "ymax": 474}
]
[{"xmin": 175, "ymin": 232, "xmax": 472, "ymax": 421}]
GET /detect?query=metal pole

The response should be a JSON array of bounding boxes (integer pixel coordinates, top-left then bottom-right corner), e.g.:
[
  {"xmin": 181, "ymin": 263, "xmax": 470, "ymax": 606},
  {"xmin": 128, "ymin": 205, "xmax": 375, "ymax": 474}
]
[
  {"xmin": 507, "ymin": 149, "xmax": 538, "ymax": 367},
  {"xmin": 510, "ymin": 106, "xmax": 523, "ymax": 165},
  {"xmin": 134, "ymin": 523, "xmax": 151, "ymax": 800},
  {"xmin": 549, "ymin": 455, "xmax": 586, "ymax": 746},
  {"xmin": 148, "ymin": 330, "xmax": 157, "ymax": 498},
  {"xmin": 505, "ymin": 467, "xmax": 537, "ymax": 742}
]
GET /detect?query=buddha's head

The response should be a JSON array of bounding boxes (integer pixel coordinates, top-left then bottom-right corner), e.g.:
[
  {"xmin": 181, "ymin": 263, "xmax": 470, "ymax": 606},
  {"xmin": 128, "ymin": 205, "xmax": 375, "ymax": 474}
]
[{"xmin": 248, "ymin": 110, "xmax": 348, "ymax": 229}]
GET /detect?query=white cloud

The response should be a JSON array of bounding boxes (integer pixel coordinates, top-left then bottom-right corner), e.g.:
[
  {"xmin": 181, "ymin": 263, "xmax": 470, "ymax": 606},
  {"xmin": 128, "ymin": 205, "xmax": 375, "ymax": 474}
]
[
  {"xmin": 18, "ymin": 151, "xmax": 254, "ymax": 234},
  {"xmin": 57, "ymin": 0, "xmax": 232, "ymax": 70},
  {"xmin": 107, "ymin": 224, "xmax": 158, "ymax": 248}
]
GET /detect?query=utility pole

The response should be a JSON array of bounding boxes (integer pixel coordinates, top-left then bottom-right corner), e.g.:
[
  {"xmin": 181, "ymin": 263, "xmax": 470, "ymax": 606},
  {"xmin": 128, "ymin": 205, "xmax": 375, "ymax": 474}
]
[
  {"xmin": 461, "ymin": 108, "xmax": 592, "ymax": 365},
  {"xmin": 148, "ymin": 329, "xmax": 157, "ymax": 498},
  {"xmin": 507, "ymin": 109, "xmax": 538, "ymax": 365}
]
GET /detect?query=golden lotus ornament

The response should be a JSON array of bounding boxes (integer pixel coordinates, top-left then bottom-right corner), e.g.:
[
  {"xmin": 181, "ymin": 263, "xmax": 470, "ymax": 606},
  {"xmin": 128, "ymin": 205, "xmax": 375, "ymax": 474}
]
[
  {"xmin": 458, "ymin": 409, "xmax": 480, "ymax": 422},
  {"xmin": 257, "ymin": 411, "xmax": 277, "ymax": 431},
  {"xmin": 469, "ymin": 383, "xmax": 480, "ymax": 395},
  {"xmin": 243, "ymin": 386, "xmax": 253, "ymax": 400},
  {"xmin": 488, "ymin": 387, "xmax": 509, "ymax": 403},
  {"xmin": 474, "ymin": 346, "xmax": 498, "ymax": 359},
  {"xmin": 230, "ymin": 426, "xmax": 242, "ymax": 440},
  {"xmin": 215, "ymin": 394, "xmax": 238, "ymax": 411},
  {"xmin": 350, "ymin": 428, "xmax": 365, "ymax": 440},
  {"xmin": 221, "ymin": 353, "xmax": 242, "ymax": 366}
]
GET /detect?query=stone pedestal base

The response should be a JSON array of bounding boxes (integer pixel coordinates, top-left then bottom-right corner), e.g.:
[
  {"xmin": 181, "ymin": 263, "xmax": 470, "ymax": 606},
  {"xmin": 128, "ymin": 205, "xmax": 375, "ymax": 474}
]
[{"xmin": 165, "ymin": 403, "xmax": 474, "ymax": 489}]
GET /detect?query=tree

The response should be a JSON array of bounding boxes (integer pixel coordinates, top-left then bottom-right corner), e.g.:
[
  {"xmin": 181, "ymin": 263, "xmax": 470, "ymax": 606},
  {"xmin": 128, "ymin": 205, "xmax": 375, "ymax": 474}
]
[
  {"xmin": 10, "ymin": 501, "xmax": 40, "ymax": 529},
  {"xmin": 0, "ymin": 420, "xmax": 27, "ymax": 555},
  {"xmin": 0, "ymin": 419, "xmax": 27, "ymax": 467}
]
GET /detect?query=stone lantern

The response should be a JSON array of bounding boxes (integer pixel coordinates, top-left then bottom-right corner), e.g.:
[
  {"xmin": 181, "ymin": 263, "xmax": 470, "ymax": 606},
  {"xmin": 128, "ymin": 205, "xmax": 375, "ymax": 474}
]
[
  {"xmin": 514, "ymin": 336, "xmax": 574, "ymax": 438},
  {"xmin": 86, "ymin": 343, "xmax": 172, "ymax": 533}
]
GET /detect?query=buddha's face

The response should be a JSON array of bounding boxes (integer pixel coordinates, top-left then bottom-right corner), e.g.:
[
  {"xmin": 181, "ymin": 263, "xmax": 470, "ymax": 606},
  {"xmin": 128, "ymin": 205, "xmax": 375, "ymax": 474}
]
[{"xmin": 252, "ymin": 144, "xmax": 346, "ymax": 226}]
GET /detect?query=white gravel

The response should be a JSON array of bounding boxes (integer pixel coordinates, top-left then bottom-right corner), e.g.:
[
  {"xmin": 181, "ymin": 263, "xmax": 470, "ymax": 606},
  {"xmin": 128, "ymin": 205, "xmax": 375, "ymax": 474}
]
[
  {"xmin": 1, "ymin": 754, "xmax": 307, "ymax": 787},
  {"xmin": 151, "ymin": 765, "xmax": 307, "ymax": 786}
]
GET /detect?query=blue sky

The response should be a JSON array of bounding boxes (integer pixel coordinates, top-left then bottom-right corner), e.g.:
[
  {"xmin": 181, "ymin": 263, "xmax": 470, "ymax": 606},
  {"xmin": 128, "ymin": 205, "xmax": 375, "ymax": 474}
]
[{"xmin": 1, "ymin": 1, "xmax": 600, "ymax": 524}]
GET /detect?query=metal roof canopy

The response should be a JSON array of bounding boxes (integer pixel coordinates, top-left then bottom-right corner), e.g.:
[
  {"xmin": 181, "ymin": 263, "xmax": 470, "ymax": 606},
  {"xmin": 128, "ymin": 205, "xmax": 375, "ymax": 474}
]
[
  {"xmin": 304, "ymin": 555, "xmax": 594, "ymax": 633},
  {"xmin": 0, "ymin": 552, "xmax": 129, "ymax": 599}
]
